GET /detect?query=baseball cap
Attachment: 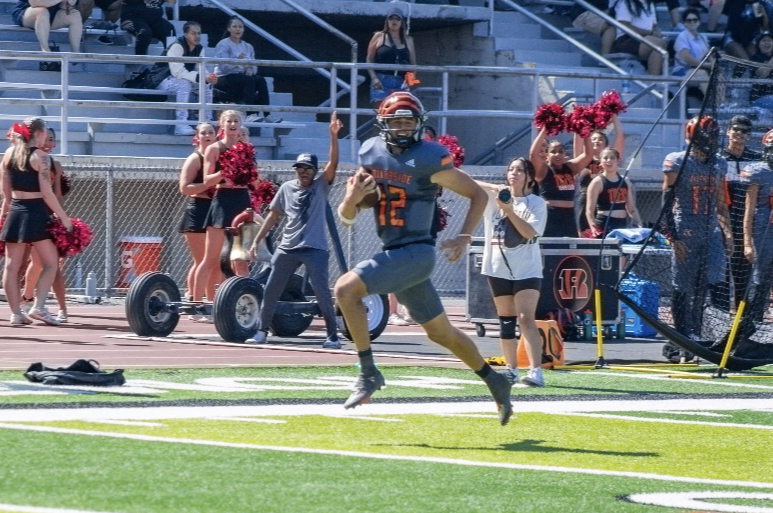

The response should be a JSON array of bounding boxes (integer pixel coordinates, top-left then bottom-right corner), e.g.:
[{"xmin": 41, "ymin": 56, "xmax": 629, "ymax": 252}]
[
  {"xmin": 387, "ymin": 6, "xmax": 405, "ymax": 19},
  {"xmin": 293, "ymin": 153, "xmax": 318, "ymax": 169}
]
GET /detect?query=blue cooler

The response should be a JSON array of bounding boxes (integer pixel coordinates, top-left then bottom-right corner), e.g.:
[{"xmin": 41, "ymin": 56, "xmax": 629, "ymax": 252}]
[{"xmin": 619, "ymin": 276, "xmax": 659, "ymax": 338}]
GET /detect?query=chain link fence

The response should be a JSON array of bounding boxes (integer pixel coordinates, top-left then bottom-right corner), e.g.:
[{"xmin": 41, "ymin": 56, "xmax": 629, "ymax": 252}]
[{"xmin": 2, "ymin": 157, "xmax": 666, "ymax": 299}]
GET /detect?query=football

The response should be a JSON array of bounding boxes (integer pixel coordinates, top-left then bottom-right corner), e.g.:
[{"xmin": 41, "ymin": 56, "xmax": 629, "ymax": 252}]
[{"xmin": 356, "ymin": 171, "xmax": 380, "ymax": 209}]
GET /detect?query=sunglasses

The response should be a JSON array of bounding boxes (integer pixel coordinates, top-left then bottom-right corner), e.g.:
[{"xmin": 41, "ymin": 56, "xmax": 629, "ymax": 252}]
[
  {"xmin": 731, "ymin": 126, "xmax": 751, "ymax": 134},
  {"xmin": 684, "ymin": 18, "xmax": 700, "ymax": 22},
  {"xmin": 388, "ymin": 15, "xmax": 402, "ymax": 21}
]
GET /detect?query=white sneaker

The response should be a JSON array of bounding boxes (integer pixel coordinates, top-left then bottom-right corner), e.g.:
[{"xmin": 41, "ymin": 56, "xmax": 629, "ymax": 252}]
[
  {"xmin": 175, "ymin": 125, "xmax": 195, "ymax": 136},
  {"xmin": 10, "ymin": 313, "xmax": 32, "ymax": 325},
  {"xmin": 263, "ymin": 114, "xmax": 283, "ymax": 123},
  {"xmin": 521, "ymin": 367, "xmax": 545, "ymax": 388},
  {"xmin": 56, "ymin": 310, "xmax": 68, "ymax": 323},
  {"xmin": 402, "ymin": 314, "xmax": 417, "ymax": 325},
  {"xmin": 28, "ymin": 306, "xmax": 61, "ymax": 326},
  {"xmin": 245, "ymin": 114, "xmax": 263, "ymax": 122},
  {"xmin": 388, "ymin": 313, "xmax": 408, "ymax": 326},
  {"xmin": 246, "ymin": 331, "xmax": 267, "ymax": 344},
  {"xmin": 195, "ymin": 315, "xmax": 213, "ymax": 324}
]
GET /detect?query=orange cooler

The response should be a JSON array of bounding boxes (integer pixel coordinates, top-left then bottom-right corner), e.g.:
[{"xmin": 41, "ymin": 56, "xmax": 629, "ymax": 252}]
[{"xmin": 117, "ymin": 236, "xmax": 163, "ymax": 287}]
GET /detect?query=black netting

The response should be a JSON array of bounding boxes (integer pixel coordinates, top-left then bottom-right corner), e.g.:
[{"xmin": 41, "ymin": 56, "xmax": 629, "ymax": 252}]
[{"xmin": 616, "ymin": 54, "xmax": 773, "ymax": 370}]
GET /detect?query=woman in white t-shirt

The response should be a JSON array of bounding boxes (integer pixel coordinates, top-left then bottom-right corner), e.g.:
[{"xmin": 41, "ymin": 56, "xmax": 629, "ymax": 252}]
[
  {"xmin": 610, "ymin": 0, "xmax": 667, "ymax": 75},
  {"xmin": 476, "ymin": 157, "xmax": 548, "ymax": 387}
]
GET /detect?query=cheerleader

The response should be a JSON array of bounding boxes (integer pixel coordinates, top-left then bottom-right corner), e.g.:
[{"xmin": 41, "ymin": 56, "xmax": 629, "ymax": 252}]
[
  {"xmin": 178, "ymin": 121, "xmax": 217, "ymax": 309},
  {"xmin": 585, "ymin": 147, "xmax": 642, "ymax": 237},
  {"xmin": 191, "ymin": 110, "xmax": 258, "ymax": 304},
  {"xmin": 1, "ymin": 118, "xmax": 71, "ymax": 325},
  {"xmin": 22, "ymin": 127, "xmax": 68, "ymax": 322}
]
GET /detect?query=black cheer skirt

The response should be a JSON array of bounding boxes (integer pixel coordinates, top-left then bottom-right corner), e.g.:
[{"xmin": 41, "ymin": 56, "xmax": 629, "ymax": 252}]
[
  {"xmin": 205, "ymin": 188, "xmax": 250, "ymax": 229},
  {"xmin": 0, "ymin": 198, "xmax": 52, "ymax": 243},
  {"xmin": 179, "ymin": 197, "xmax": 212, "ymax": 233}
]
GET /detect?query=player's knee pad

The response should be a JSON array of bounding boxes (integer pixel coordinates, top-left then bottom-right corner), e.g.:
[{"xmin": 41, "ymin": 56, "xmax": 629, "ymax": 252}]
[{"xmin": 499, "ymin": 316, "xmax": 518, "ymax": 340}]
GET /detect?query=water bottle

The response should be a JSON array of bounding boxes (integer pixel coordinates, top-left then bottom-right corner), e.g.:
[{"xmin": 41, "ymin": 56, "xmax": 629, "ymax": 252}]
[
  {"xmin": 616, "ymin": 308, "xmax": 627, "ymax": 340},
  {"xmin": 86, "ymin": 271, "xmax": 97, "ymax": 300},
  {"xmin": 621, "ymin": 63, "xmax": 633, "ymax": 94},
  {"xmin": 583, "ymin": 309, "xmax": 593, "ymax": 340}
]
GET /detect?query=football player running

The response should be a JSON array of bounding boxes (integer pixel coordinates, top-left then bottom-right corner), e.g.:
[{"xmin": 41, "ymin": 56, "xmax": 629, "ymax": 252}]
[{"xmin": 335, "ymin": 92, "xmax": 514, "ymax": 425}]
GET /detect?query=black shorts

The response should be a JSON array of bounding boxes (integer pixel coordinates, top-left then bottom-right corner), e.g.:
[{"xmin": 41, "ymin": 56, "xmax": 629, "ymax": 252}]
[
  {"xmin": 179, "ymin": 197, "xmax": 212, "ymax": 233},
  {"xmin": 612, "ymin": 35, "xmax": 641, "ymax": 56},
  {"xmin": 544, "ymin": 206, "xmax": 577, "ymax": 237},
  {"xmin": 0, "ymin": 198, "xmax": 52, "ymax": 243},
  {"xmin": 205, "ymin": 188, "xmax": 250, "ymax": 229},
  {"xmin": 487, "ymin": 276, "xmax": 542, "ymax": 298}
]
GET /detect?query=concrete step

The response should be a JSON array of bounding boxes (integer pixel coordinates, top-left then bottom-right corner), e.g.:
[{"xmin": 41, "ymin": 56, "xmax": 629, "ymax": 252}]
[{"xmin": 494, "ymin": 37, "xmax": 571, "ymax": 52}]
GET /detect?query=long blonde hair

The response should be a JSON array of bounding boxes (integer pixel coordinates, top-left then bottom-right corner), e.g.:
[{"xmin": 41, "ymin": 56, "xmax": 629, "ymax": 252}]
[{"xmin": 12, "ymin": 117, "xmax": 45, "ymax": 171}]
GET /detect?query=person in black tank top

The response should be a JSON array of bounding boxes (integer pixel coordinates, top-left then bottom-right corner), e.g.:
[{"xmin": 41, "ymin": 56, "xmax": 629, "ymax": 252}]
[
  {"xmin": 1, "ymin": 117, "xmax": 72, "ymax": 326},
  {"xmin": 22, "ymin": 127, "xmax": 71, "ymax": 323},
  {"xmin": 366, "ymin": 6, "xmax": 417, "ymax": 104},
  {"xmin": 178, "ymin": 122, "xmax": 217, "ymax": 307},
  {"xmin": 191, "ymin": 111, "xmax": 256, "ymax": 304},
  {"xmin": 585, "ymin": 147, "xmax": 642, "ymax": 238},
  {"xmin": 529, "ymin": 126, "xmax": 593, "ymax": 237}
]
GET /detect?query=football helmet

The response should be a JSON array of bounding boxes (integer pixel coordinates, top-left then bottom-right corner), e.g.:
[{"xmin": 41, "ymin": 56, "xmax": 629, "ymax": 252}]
[
  {"xmin": 376, "ymin": 91, "xmax": 427, "ymax": 148},
  {"xmin": 685, "ymin": 116, "xmax": 720, "ymax": 154},
  {"xmin": 762, "ymin": 129, "xmax": 773, "ymax": 160}
]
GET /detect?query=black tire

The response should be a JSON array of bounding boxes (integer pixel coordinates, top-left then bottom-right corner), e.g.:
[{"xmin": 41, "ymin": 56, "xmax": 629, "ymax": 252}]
[
  {"xmin": 340, "ymin": 294, "xmax": 389, "ymax": 341},
  {"xmin": 476, "ymin": 324, "xmax": 486, "ymax": 337},
  {"xmin": 213, "ymin": 276, "xmax": 263, "ymax": 342},
  {"xmin": 270, "ymin": 285, "xmax": 314, "ymax": 337},
  {"xmin": 125, "ymin": 272, "xmax": 181, "ymax": 337}
]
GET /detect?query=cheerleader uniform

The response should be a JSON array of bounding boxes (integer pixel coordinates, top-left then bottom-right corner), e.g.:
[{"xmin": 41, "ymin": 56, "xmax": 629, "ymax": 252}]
[
  {"xmin": 0, "ymin": 150, "xmax": 52, "ymax": 243},
  {"xmin": 592, "ymin": 174, "xmax": 629, "ymax": 237},
  {"xmin": 539, "ymin": 164, "xmax": 577, "ymax": 237},
  {"xmin": 179, "ymin": 150, "xmax": 213, "ymax": 233},
  {"xmin": 204, "ymin": 142, "xmax": 251, "ymax": 229}
]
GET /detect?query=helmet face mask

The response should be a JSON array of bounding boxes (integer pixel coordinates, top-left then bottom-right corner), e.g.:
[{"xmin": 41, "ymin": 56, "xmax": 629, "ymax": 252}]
[
  {"xmin": 686, "ymin": 116, "xmax": 720, "ymax": 155},
  {"xmin": 377, "ymin": 92, "xmax": 427, "ymax": 148},
  {"xmin": 762, "ymin": 129, "xmax": 773, "ymax": 160}
]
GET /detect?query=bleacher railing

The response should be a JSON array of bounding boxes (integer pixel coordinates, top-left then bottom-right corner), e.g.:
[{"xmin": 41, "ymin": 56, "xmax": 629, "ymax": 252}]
[{"xmin": 0, "ymin": 49, "xmax": 694, "ymax": 162}]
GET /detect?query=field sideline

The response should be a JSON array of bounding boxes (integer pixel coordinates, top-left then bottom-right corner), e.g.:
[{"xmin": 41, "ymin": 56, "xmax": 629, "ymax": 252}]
[{"xmin": 1, "ymin": 365, "xmax": 772, "ymax": 513}]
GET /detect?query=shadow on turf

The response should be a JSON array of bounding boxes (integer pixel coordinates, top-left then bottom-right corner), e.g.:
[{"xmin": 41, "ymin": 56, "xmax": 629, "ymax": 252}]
[{"xmin": 383, "ymin": 440, "xmax": 658, "ymax": 457}]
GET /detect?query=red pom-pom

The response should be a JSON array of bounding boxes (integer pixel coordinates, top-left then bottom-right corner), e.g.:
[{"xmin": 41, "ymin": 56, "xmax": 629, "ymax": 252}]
[
  {"xmin": 249, "ymin": 178, "xmax": 278, "ymax": 213},
  {"xmin": 47, "ymin": 217, "xmax": 93, "ymax": 257},
  {"xmin": 566, "ymin": 105, "xmax": 597, "ymax": 139},
  {"xmin": 219, "ymin": 142, "xmax": 259, "ymax": 187},
  {"xmin": 436, "ymin": 205, "xmax": 449, "ymax": 232},
  {"xmin": 0, "ymin": 214, "xmax": 6, "ymax": 255},
  {"xmin": 592, "ymin": 90, "xmax": 627, "ymax": 130},
  {"xmin": 437, "ymin": 134, "xmax": 465, "ymax": 168},
  {"xmin": 60, "ymin": 172, "xmax": 71, "ymax": 196},
  {"xmin": 534, "ymin": 103, "xmax": 567, "ymax": 136}
]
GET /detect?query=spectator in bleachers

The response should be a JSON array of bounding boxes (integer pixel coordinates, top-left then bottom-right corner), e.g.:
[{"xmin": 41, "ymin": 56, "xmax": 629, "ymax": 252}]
[
  {"xmin": 366, "ymin": 6, "xmax": 416, "ymax": 104},
  {"xmin": 570, "ymin": 0, "xmax": 616, "ymax": 55},
  {"xmin": 76, "ymin": 0, "xmax": 122, "ymax": 45},
  {"xmin": 12, "ymin": 0, "xmax": 83, "ymax": 71},
  {"xmin": 120, "ymin": 0, "xmax": 175, "ymax": 56},
  {"xmin": 214, "ymin": 16, "xmax": 282, "ymax": 124},
  {"xmin": 723, "ymin": 0, "xmax": 768, "ymax": 59},
  {"xmin": 156, "ymin": 21, "xmax": 217, "ymax": 136},
  {"xmin": 751, "ymin": 32, "xmax": 773, "ymax": 107},
  {"xmin": 672, "ymin": 8, "xmax": 714, "ymax": 96},
  {"xmin": 610, "ymin": 0, "xmax": 668, "ymax": 75}
]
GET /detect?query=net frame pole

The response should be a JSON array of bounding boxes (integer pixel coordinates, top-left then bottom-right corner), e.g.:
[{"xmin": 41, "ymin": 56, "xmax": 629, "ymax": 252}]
[{"xmin": 593, "ymin": 288, "xmax": 607, "ymax": 368}]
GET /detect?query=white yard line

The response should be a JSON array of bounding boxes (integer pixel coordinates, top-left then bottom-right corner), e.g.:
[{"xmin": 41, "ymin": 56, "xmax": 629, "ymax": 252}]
[
  {"xmin": 579, "ymin": 370, "xmax": 773, "ymax": 390},
  {"xmin": 553, "ymin": 412, "xmax": 773, "ymax": 430},
  {"xmin": 0, "ymin": 421, "xmax": 771, "ymax": 492}
]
